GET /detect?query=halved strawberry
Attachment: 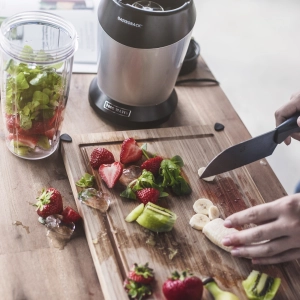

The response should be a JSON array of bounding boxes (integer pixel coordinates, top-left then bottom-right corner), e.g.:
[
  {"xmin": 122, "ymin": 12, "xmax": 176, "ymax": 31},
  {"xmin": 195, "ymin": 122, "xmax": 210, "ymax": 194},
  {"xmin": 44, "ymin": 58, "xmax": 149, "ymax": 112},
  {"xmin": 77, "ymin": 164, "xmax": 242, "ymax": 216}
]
[
  {"xmin": 120, "ymin": 138, "xmax": 142, "ymax": 164},
  {"xmin": 141, "ymin": 156, "xmax": 163, "ymax": 175},
  {"xmin": 99, "ymin": 162, "xmax": 123, "ymax": 188},
  {"xmin": 62, "ymin": 206, "xmax": 81, "ymax": 223},
  {"xmin": 8, "ymin": 133, "xmax": 38, "ymax": 149}
]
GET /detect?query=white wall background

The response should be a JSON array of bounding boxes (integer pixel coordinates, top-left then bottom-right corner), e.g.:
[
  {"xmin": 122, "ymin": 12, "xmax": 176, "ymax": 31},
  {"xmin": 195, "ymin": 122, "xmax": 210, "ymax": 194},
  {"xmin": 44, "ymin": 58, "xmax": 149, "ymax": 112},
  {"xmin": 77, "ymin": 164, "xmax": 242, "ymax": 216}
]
[{"xmin": 192, "ymin": 0, "xmax": 300, "ymax": 195}]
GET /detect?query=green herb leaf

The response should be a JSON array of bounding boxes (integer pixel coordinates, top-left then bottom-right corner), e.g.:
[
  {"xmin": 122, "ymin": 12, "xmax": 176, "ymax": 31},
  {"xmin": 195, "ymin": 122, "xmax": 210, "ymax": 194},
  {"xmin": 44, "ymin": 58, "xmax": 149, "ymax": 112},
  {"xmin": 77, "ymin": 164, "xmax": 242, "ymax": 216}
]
[
  {"xmin": 76, "ymin": 173, "xmax": 95, "ymax": 188},
  {"xmin": 171, "ymin": 155, "xmax": 184, "ymax": 167},
  {"xmin": 120, "ymin": 186, "xmax": 136, "ymax": 200}
]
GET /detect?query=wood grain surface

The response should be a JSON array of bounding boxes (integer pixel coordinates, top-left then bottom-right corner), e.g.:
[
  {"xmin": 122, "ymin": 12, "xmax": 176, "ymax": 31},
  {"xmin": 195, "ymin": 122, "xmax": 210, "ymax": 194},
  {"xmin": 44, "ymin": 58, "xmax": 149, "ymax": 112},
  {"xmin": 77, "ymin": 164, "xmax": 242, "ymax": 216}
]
[
  {"xmin": 62, "ymin": 125, "xmax": 299, "ymax": 300},
  {"xmin": 0, "ymin": 55, "xmax": 294, "ymax": 300}
]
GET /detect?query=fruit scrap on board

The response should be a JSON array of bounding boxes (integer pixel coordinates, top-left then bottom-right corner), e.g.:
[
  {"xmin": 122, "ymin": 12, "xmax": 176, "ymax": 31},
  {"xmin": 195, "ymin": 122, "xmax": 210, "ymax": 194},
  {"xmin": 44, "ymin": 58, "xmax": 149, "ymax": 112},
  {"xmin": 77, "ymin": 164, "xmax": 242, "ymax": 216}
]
[
  {"xmin": 162, "ymin": 270, "xmax": 203, "ymax": 300},
  {"xmin": 203, "ymin": 277, "xmax": 239, "ymax": 300},
  {"xmin": 242, "ymin": 270, "xmax": 281, "ymax": 300},
  {"xmin": 90, "ymin": 147, "xmax": 115, "ymax": 169},
  {"xmin": 34, "ymin": 188, "xmax": 63, "ymax": 219},
  {"xmin": 124, "ymin": 263, "xmax": 154, "ymax": 300}
]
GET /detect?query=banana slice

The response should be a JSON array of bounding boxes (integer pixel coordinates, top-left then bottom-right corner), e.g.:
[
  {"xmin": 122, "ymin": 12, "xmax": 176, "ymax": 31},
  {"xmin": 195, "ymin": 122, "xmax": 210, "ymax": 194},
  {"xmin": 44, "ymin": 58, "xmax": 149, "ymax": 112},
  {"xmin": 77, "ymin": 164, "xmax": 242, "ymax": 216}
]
[
  {"xmin": 198, "ymin": 167, "xmax": 216, "ymax": 182},
  {"xmin": 208, "ymin": 205, "xmax": 220, "ymax": 220},
  {"xmin": 189, "ymin": 213, "xmax": 210, "ymax": 230},
  {"xmin": 193, "ymin": 198, "xmax": 213, "ymax": 215},
  {"xmin": 202, "ymin": 218, "xmax": 239, "ymax": 252}
]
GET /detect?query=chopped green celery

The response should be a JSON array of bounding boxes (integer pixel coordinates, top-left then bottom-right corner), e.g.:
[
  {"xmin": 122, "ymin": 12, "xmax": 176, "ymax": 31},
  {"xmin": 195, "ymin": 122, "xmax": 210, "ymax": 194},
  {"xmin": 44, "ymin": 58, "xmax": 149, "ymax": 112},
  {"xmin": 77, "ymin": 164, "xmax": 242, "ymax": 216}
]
[{"xmin": 4, "ymin": 45, "xmax": 64, "ymax": 131}]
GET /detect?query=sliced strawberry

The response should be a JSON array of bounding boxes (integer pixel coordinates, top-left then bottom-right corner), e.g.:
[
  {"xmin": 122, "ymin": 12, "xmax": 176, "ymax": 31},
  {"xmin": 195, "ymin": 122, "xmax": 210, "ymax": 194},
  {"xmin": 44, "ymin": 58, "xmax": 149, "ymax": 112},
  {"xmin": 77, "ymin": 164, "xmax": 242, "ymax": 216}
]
[
  {"xmin": 6, "ymin": 114, "xmax": 20, "ymax": 133},
  {"xmin": 45, "ymin": 128, "xmax": 56, "ymax": 139},
  {"xmin": 99, "ymin": 162, "xmax": 123, "ymax": 188},
  {"xmin": 62, "ymin": 206, "xmax": 81, "ymax": 223},
  {"xmin": 8, "ymin": 133, "xmax": 38, "ymax": 149},
  {"xmin": 135, "ymin": 188, "xmax": 160, "ymax": 205},
  {"xmin": 90, "ymin": 147, "xmax": 115, "ymax": 169},
  {"xmin": 120, "ymin": 138, "xmax": 142, "ymax": 164},
  {"xmin": 141, "ymin": 156, "xmax": 163, "ymax": 175}
]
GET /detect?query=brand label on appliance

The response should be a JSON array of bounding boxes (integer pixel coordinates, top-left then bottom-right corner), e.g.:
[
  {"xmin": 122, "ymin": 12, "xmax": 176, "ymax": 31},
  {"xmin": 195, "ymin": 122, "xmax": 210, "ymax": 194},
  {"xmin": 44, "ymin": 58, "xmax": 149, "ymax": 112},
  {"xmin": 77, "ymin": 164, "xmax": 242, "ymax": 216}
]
[
  {"xmin": 117, "ymin": 16, "xmax": 142, "ymax": 28},
  {"xmin": 104, "ymin": 101, "xmax": 131, "ymax": 117}
]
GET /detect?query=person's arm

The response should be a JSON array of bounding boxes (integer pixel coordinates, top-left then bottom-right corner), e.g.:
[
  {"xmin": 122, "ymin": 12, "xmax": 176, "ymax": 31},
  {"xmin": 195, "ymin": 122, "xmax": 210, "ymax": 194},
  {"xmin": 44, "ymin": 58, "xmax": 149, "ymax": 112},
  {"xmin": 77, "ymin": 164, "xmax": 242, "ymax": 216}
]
[{"xmin": 221, "ymin": 91, "xmax": 300, "ymax": 265}]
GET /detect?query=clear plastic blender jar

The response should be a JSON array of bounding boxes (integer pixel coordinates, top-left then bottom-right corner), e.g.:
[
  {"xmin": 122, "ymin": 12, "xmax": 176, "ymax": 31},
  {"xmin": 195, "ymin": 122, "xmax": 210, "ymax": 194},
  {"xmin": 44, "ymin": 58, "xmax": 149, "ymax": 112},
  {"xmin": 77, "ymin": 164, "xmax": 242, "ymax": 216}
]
[{"xmin": 0, "ymin": 11, "xmax": 77, "ymax": 159}]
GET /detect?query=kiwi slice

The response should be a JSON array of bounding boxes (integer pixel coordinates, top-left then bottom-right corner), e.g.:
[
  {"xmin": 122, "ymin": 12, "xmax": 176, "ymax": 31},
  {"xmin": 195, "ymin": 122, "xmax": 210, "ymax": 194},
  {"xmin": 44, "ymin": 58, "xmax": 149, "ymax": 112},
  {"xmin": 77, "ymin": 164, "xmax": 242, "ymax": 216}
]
[
  {"xmin": 242, "ymin": 270, "xmax": 281, "ymax": 300},
  {"xmin": 13, "ymin": 146, "xmax": 31, "ymax": 156},
  {"xmin": 125, "ymin": 203, "xmax": 144, "ymax": 222}
]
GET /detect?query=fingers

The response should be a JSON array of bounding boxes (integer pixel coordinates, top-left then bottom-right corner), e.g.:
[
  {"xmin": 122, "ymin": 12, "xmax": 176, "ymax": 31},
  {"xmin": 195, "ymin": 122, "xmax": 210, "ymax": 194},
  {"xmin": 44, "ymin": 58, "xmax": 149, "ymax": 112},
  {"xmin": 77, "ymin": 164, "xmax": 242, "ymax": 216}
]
[
  {"xmin": 223, "ymin": 201, "xmax": 279, "ymax": 228},
  {"xmin": 275, "ymin": 92, "xmax": 300, "ymax": 127}
]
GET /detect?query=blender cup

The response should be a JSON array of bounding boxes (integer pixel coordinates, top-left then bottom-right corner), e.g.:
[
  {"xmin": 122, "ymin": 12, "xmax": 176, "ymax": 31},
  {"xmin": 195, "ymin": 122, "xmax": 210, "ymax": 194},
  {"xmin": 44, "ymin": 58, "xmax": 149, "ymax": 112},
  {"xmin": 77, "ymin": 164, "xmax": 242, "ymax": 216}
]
[{"xmin": 0, "ymin": 11, "xmax": 78, "ymax": 159}]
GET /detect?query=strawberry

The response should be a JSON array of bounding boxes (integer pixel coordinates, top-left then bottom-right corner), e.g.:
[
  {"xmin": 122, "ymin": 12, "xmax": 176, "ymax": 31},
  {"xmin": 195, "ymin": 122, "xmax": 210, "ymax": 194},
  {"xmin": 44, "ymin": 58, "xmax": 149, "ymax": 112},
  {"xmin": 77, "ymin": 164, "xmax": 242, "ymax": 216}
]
[
  {"xmin": 8, "ymin": 133, "xmax": 38, "ymax": 149},
  {"xmin": 90, "ymin": 147, "xmax": 115, "ymax": 169},
  {"xmin": 99, "ymin": 162, "xmax": 123, "ymax": 188},
  {"xmin": 62, "ymin": 206, "xmax": 81, "ymax": 223},
  {"xmin": 123, "ymin": 279, "xmax": 152, "ymax": 300},
  {"xmin": 120, "ymin": 138, "xmax": 142, "ymax": 164},
  {"xmin": 162, "ymin": 271, "xmax": 203, "ymax": 300},
  {"xmin": 128, "ymin": 263, "xmax": 154, "ymax": 285},
  {"xmin": 34, "ymin": 188, "xmax": 63, "ymax": 219},
  {"xmin": 136, "ymin": 188, "xmax": 160, "ymax": 205},
  {"xmin": 141, "ymin": 156, "xmax": 163, "ymax": 175}
]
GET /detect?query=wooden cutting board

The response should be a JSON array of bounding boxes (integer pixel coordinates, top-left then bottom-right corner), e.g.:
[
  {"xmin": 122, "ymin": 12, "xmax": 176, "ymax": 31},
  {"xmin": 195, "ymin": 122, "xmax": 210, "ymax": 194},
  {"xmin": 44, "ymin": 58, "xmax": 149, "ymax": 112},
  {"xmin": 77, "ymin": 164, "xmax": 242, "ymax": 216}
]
[{"xmin": 61, "ymin": 125, "xmax": 298, "ymax": 300}]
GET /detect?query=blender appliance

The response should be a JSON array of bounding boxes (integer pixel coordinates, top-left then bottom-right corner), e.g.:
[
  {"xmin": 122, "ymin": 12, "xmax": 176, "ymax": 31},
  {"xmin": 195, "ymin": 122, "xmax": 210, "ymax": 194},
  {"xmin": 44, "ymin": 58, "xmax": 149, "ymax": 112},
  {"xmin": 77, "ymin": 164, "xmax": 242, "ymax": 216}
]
[{"xmin": 89, "ymin": 0, "xmax": 196, "ymax": 127}]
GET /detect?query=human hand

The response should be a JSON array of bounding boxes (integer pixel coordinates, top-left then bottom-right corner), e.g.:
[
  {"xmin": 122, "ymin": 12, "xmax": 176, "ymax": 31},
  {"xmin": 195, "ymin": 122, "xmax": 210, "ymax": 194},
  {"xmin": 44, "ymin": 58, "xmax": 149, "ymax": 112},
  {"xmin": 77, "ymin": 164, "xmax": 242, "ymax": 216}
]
[
  {"xmin": 222, "ymin": 194, "xmax": 300, "ymax": 264},
  {"xmin": 275, "ymin": 91, "xmax": 300, "ymax": 145}
]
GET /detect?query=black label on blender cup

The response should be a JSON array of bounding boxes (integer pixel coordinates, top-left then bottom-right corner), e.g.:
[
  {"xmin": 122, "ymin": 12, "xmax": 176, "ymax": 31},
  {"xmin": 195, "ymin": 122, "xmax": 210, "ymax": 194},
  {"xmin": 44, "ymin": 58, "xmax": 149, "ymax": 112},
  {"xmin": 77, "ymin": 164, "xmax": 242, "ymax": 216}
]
[{"xmin": 104, "ymin": 101, "xmax": 131, "ymax": 117}]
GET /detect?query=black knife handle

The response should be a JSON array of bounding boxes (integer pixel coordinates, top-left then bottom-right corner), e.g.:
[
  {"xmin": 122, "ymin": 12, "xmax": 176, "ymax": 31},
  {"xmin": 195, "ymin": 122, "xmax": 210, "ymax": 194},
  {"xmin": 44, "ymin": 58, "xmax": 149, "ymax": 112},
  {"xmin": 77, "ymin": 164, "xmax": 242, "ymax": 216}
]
[{"xmin": 274, "ymin": 112, "xmax": 300, "ymax": 144}]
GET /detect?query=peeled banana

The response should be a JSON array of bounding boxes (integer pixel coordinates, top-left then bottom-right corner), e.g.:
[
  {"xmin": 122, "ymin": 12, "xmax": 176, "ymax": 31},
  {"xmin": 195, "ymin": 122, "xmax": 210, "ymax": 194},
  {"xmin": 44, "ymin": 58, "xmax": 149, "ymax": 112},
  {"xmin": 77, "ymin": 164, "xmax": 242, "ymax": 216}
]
[
  {"xmin": 202, "ymin": 218, "xmax": 239, "ymax": 252},
  {"xmin": 189, "ymin": 213, "xmax": 210, "ymax": 230}
]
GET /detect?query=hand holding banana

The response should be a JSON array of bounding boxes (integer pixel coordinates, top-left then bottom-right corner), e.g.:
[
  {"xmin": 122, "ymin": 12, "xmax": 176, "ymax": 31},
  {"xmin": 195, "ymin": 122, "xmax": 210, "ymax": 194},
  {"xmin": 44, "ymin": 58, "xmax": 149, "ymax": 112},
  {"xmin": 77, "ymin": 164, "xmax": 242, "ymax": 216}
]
[{"xmin": 222, "ymin": 194, "xmax": 300, "ymax": 264}]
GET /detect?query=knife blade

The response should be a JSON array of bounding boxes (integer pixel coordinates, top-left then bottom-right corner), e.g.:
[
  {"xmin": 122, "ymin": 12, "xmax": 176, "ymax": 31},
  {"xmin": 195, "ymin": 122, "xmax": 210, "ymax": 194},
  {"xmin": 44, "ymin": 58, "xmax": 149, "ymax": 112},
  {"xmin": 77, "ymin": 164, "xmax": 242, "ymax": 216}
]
[{"xmin": 200, "ymin": 112, "xmax": 300, "ymax": 178}]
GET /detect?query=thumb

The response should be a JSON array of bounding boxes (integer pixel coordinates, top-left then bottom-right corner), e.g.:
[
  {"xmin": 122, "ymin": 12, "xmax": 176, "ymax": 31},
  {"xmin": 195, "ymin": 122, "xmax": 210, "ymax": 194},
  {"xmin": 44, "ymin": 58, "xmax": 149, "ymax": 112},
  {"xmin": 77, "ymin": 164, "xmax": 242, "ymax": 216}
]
[{"xmin": 297, "ymin": 116, "xmax": 300, "ymax": 127}]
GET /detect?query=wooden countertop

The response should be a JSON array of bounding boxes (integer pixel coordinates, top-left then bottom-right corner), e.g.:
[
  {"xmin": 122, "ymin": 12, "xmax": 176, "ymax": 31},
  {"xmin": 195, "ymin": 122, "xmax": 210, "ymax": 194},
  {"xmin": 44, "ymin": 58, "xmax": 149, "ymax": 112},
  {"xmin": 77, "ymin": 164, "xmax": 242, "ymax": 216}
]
[{"xmin": 0, "ymin": 56, "xmax": 291, "ymax": 299}]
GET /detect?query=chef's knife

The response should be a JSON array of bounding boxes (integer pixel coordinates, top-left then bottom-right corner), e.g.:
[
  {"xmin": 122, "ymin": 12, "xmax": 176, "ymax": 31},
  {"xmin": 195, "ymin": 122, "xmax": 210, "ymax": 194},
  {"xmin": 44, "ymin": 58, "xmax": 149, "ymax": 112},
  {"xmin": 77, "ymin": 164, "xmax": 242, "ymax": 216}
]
[{"xmin": 200, "ymin": 112, "xmax": 300, "ymax": 178}]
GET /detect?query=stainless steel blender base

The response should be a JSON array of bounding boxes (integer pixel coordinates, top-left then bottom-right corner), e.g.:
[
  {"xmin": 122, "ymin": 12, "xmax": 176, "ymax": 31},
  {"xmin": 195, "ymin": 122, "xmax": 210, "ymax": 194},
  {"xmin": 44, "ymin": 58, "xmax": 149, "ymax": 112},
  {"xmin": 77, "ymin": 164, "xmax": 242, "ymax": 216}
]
[{"xmin": 88, "ymin": 77, "xmax": 178, "ymax": 128}]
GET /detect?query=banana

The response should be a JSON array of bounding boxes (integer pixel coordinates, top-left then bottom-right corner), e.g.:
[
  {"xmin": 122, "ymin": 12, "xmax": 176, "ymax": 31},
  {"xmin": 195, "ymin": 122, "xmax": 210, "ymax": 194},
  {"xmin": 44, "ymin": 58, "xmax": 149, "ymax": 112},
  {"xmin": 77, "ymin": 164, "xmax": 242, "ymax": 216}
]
[
  {"xmin": 193, "ymin": 198, "xmax": 213, "ymax": 215},
  {"xmin": 202, "ymin": 218, "xmax": 239, "ymax": 252},
  {"xmin": 198, "ymin": 167, "xmax": 216, "ymax": 182},
  {"xmin": 189, "ymin": 213, "xmax": 210, "ymax": 230},
  {"xmin": 208, "ymin": 205, "xmax": 220, "ymax": 220}
]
